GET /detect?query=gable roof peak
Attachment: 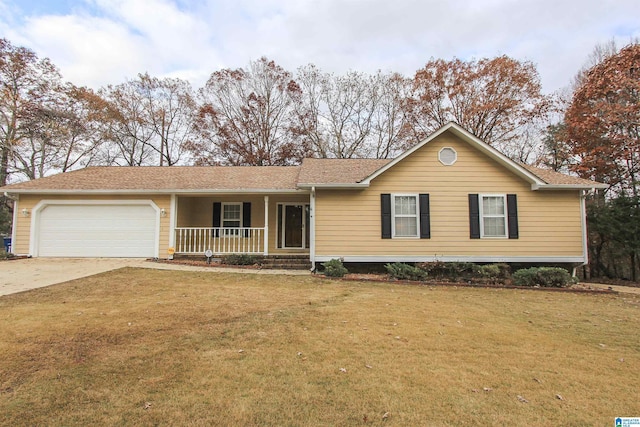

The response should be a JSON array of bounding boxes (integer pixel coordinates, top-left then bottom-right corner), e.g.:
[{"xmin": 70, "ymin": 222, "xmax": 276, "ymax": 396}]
[{"xmin": 359, "ymin": 122, "xmax": 547, "ymax": 187}]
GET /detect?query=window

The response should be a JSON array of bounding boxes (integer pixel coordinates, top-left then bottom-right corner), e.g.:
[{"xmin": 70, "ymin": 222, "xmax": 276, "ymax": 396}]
[
  {"xmin": 392, "ymin": 195, "xmax": 419, "ymax": 237},
  {"xmin": 480, "ymin": 195, "xmax": 506, "ymax": 238},
  {"xmin": 222, "ymin": 203, "xmax": 241, "ymax": 234},
  {"xmin": 438, "ymin": 147, "xmax": 457, "ymax": 165}
]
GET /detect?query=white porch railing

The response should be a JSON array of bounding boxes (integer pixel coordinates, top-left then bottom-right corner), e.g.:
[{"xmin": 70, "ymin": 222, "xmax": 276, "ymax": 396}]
[{"xmin": 175, "ymin": 227, "xmax": 265, "ymax": 255}]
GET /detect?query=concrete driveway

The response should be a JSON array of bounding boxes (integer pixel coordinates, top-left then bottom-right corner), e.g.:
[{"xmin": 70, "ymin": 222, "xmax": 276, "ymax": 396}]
[
  {"xmin": 0, "ymin": 258, "xmax": 151, "ymax": 296},
  {"xmin": 0, "ymin": 257, "xmax": 310, "ymax": 296}
]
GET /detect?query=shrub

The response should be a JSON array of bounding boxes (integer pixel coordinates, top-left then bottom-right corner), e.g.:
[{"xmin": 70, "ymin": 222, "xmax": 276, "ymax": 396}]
[
  {"xmin": 417, "ymin": 261, "xmax": 477, "ymax": 280},
  {"xmin": 385, "ymin": 262, "xmax": 427, "ymax": 281},
  {"xmin": 220, "ymin": 254, "xmax": 263, "ymax": 266},
  {"xmin": 478, "ymin": 264, "xmax": 501, "ymax": 279},
  {"xmin": 513, "ymin": 267, "xmax": 573, "ymax": 288},
  {"xmin": 322, "ymin": 258, "xmax": 348, "ymax": 277}
]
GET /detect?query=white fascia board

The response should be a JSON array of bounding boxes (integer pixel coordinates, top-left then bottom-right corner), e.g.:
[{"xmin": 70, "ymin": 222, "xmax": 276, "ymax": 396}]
[
  {"xmin": 359, "ymin": 122, "xmax": 546, "ymax": 187},
  {"xmin": 315, "ymin": 255, "xmax": 586, "ymax": 264},
  {"xmin": 531, "ymin": 183, "xmax": 609, "ymax": 191},
  {"xmin": 5, "ymin": 188, "xmax": 307, "ymax": 195},
  {"xmin": 297, "ymin": 183, "xmax": 368, "ymax": 189}
]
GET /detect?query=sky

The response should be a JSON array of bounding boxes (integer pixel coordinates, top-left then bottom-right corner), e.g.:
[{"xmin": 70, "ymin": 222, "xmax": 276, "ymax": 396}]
[{"xmin": 1, "ymin": 0, "xmax": 639, "ymax": 94}]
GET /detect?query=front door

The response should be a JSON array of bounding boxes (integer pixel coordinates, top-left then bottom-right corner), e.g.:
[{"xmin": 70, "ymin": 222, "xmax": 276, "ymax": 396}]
[
  {"xmin": 284, "ymin": 205, "xmax": 303, "ymax": 248},
  {"xmin": 280, "ymin": 204, "xmax": 310, "ymax": 249}
]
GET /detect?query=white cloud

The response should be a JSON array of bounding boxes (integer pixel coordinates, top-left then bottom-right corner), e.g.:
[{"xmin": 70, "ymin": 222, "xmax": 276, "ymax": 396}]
[{"xmin": 1, "ymin": 0, "xmax": 639, "ymax": 93}]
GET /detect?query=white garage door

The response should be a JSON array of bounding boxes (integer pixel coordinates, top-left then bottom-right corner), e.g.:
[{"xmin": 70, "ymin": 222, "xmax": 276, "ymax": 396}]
[{"xmin": 37, "ymin": 204, "xmax": 157, "ymax": 257}]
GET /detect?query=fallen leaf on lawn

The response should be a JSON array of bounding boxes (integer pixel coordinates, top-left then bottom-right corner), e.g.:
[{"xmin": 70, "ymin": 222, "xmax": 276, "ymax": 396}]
[
  {"xmin": 598, "ymin": 343, "xmax": 606, "ymax": 348},
  {"xmin": 382, "ymin": 412, "xmax": 390, "ymax": 420},
  {"xmin": 365, "ymin": 365, "xmax": 372, "ymax": 369},
  {"xmin": 394, "ymin": 336, "xmax": 401, "ymax": 340},
  {"xmin": 517, "ymin": 395, "xmax": 529, "ymax": 403},
  {"xmin": 533, "ymin": 377, "xmax": 543, "ymax": 383},
  {"xmin": 339, "ymin": 368, "xmax": 347, "ymax": 373}
]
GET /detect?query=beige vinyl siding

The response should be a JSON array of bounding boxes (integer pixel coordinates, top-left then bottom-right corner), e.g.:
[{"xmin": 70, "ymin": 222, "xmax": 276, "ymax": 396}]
[
  {"xmin": 12, "ymin": 194, "xmax": 171, "ymax": 256},
  {"xmin": 176, "ymin": 194, "xmax": 310, "ymax": 255},
  {"xmin": 315, "ymin": 131, "xmax": 584, "ymax": 259}
]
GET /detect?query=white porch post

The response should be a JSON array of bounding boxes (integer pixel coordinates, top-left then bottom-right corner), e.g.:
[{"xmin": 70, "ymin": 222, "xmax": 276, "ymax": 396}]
[
  {"xmin": 264, "ymin": 195, "xmax": 269, "ymax": 255},
  {"xmin": 310, "ymin": 187, "xmax": 316, "ymax": 271},
  {"xmin": 168, "ymin": 194, "xmax": 177, "ymax": 258},
  {"xmin": 10, "ymin": 195, "xmax": 18, "ymax": 254}
]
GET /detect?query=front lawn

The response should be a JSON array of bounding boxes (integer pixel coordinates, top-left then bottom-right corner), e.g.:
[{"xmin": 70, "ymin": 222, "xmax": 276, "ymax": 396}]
[{"xmin": 0, "ymin": 268, "xmax": 638, "ymax": 426}]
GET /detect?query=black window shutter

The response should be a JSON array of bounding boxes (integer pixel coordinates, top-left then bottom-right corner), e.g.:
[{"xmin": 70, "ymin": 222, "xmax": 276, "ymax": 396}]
[
  {"xmin": 381, "ymin": 194, "xmax": 392, "ymax": 239},
  {"xmin": 507, "ymin": 194, "xmax": 519, "ymax": 239},
  {"xmin": 419, "ymin": 194, "xmax": 430, "ymax": 239},
  {"xmin": 469, "ymin": 194, "xmax": 480, "ymax": 239},
  {"xmin": 242, "ymin": 202, "xmax": 251, "ymax": 237},
  {"xmin": 212, "ymin": 202, "xmax": 221, "ymax": 237}
]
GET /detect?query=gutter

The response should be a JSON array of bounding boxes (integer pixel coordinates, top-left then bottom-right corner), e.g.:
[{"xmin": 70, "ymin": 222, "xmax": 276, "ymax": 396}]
[{"xmin": 2, "ymin": 188, "xmax": 308, "ymax": 195}]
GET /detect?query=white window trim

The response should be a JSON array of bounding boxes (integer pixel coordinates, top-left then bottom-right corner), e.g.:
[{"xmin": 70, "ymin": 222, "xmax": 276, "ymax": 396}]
[
  {"xmin": 391, "ymin": 194, "xmax": 420, "ymax": 239},
  {"xmin": 438, "ymin": 147, "xmax": 458, "ymax": 166},
  {"xmin": 221, "ymin": 202, "xmax": 242, "ymax": 235},
  {"xmin": 479, "ymin": 194, "xmax": 507, "ymax": 239}
]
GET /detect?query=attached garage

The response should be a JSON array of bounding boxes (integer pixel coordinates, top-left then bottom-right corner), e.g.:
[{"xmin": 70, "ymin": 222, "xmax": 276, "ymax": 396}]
[{"xmin": 33, "ymin": 201, "xmax": 159, "ymax": 258}]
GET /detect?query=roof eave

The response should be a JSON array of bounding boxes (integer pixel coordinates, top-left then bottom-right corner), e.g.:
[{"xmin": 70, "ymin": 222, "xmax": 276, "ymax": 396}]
[
  {"xmin": 297, "ymin": 183, "xmax": 369, "ymax": 189},
  {"xmin": 532, "ymin": 183, "xmax": 609, "ymax": 191},
  {"xmin": 3, "ymin": 188, "xmax": 306, "ymax": 195}
]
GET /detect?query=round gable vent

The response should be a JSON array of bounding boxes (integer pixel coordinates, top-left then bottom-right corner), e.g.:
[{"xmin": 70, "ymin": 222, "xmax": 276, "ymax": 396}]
[{"xmin": 438, "ymin": 147, "xmax": 457, "ymax": 165}]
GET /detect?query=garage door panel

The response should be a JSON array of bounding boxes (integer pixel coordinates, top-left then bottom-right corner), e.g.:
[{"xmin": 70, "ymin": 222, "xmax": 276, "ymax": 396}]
[{"xmin": 37, "ymin": 204, "xmax": 157, "ymax": 257}]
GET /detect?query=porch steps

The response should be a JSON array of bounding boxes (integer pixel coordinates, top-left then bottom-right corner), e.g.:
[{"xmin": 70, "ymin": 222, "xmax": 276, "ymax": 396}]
[{"xmin": 261, "ymin": 255, "xmax": 311, "ymax": 270}]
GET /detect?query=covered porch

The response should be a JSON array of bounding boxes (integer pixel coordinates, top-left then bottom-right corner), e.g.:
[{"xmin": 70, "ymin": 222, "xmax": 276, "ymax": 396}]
[{"xmin": 172, "ymin": 193, "xmax": 312, "ymax": 256}]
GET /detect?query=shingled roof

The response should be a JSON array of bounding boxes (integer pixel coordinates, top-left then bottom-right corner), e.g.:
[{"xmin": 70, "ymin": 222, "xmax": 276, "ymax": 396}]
[
  {"xmin": 1, "ymin": 158, "xmax": 605, "ymax": 193},
  {"xmin": 520, "ymin": 164, "xmax": 606, "ymax": 187},
  {"xmin": 1, "ymin": 166, "xmax": 302, "ymax": 192},
  {"xmin": 297, "ymin": 158, "xmax": 391, "ymax": 186}
]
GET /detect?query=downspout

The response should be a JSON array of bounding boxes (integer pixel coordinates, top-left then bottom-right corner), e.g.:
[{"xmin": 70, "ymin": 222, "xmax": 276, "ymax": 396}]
[
  {"xmin": 577, "ymin": 189, "xmax": 589, "ymax": 277},
  {"xmin": 310, "ymin": 186, "xmax": 316, "ymax": 272}
]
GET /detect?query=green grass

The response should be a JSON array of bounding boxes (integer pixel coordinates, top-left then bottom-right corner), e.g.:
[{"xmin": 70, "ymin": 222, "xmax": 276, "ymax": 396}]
[{"xmin": 0, "ymin": 268, "xmax": 639, "ymax": 426}]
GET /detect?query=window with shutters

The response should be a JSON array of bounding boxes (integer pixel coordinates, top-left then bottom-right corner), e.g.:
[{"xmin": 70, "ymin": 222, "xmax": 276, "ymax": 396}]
[
  {"xmin": 480, "ymin": 195, "xmax": 507, "ymax": 238},
  {"xmin": 222, "ymin": 203, "xmax": 242, "ymax": 235},
  {"xmin": 392, "ymin": 195, "xmax": 419, "ymax": 238}
]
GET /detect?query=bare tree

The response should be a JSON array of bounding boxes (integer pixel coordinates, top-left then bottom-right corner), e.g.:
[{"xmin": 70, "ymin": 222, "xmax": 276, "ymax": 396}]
[
  {"xmin": 99, "ymin": 81, "xmax": 156, "ymax": 166},
  {"xmin": 297, "ymin": 67, "xmax": 412, "ymax": 159},
  {"xmin": 191, "ymin": 57, "xmax": 309, "ymax": 166},
  {"xmin": 137, "ymin": 73, "xmax": 195, "ymax": 165},
  {"xmin": 0, "ymin": 38, "xmax": 63, "ymax": 185}
]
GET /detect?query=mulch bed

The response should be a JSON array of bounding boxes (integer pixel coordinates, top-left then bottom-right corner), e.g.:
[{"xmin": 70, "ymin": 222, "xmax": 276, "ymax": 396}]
[
  {"xmin": 582, "ymin": 278, "xmax": 640, "ymax": 288},
  {"xmin": 154, "ymin": 259, "xmax": 617, "ymax": 293},
  {"xmin": 334, "ymin": 273, "xmax": 617, "ymax": 294},
  {"xmin": 155, "ymin": 258, "xmax": 261, "ymax": 269}
]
